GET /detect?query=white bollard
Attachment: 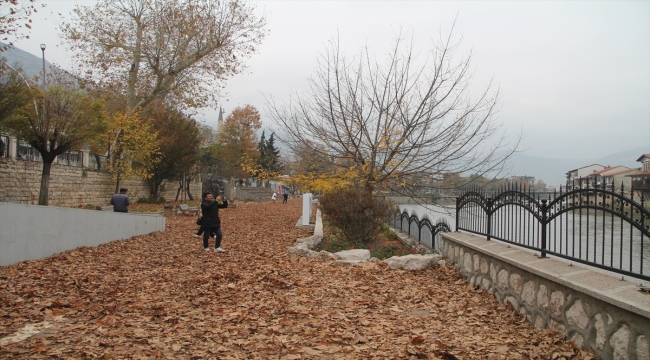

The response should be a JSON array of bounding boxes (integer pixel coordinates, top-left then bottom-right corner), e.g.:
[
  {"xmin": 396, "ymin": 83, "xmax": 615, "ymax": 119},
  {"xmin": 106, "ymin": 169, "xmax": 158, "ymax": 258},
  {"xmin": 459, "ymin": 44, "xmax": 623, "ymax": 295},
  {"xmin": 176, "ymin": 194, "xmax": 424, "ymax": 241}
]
[{"xmin": 302, "ymin": 192, "xmax": 312, "ymax": 226}]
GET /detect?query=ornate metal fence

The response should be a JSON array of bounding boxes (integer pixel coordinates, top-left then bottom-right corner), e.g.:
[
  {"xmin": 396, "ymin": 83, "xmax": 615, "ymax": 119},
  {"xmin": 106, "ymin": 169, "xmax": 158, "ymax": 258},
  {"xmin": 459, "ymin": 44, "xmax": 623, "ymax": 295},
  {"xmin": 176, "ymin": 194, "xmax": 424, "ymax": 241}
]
[
  {"xmin": 56, "ymin": 151, "xmax": 82, "ymax": 167},
  {"xmin": 17, "ymin": 140, "xmax": 42, "ymax": 162},
  {"xmin": 456, "ymin": 183, "xmax": 650, "ymax": 281},
  {"xmin": 88, "ymin": 154, "xmax": 108, "ymax": 171},
  {"xmin": 391, "ymin": 209, "xmax": 451, "ymax": 250}
]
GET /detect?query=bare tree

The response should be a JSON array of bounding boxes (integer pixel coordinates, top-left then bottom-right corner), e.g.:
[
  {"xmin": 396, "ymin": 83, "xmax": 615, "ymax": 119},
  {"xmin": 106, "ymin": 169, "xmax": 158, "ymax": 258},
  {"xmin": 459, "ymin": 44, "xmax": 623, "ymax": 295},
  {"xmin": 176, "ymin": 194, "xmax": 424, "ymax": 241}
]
[
  {"xmin": 1, "ymin": 0, "xmax": 42, "ymax": 48},
  {"xmin": 266, "ymin": 29, "xmax": 518, "ymax": 195},
  {"xmin": 60, "ymin": 0, "xmax": 267, "ymax": 111}
]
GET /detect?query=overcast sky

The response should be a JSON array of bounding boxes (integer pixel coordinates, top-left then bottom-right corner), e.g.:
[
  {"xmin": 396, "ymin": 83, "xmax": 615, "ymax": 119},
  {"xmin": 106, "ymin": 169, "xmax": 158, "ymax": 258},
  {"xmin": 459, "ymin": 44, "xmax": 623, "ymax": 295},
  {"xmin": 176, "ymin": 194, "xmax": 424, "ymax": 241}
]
[{"xmin": 16, "ymin": 0, "xmax": 650, "ymax": 160}]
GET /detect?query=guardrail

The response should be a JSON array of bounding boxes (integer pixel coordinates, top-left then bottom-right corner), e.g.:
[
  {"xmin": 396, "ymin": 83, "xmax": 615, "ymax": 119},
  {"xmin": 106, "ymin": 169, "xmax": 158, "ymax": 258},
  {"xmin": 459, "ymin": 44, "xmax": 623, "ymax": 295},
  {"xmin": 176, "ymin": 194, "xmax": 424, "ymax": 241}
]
[{"xmin": 456, "ymin": 183, "xmax": 650, "ymax": 281}]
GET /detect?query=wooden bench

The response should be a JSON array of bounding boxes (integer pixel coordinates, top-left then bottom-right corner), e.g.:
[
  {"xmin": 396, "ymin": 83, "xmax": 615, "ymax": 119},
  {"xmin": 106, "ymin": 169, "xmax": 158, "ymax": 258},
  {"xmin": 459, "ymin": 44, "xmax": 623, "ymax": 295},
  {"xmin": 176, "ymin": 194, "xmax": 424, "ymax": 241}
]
[
  {"xmin": 96, "ymin": 205, "xmax": 113, "ymax": 211},
  {"xmin": 178, "ymin": 204, "xmax": 199, "ymax": 216}
]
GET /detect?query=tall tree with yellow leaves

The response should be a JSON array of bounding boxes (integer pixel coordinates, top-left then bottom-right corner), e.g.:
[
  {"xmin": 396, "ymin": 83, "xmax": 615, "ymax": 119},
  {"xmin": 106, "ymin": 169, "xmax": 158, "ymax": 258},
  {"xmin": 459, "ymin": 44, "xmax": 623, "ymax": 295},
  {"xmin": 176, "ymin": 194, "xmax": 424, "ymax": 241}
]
[
  {"xmin": 212, "ymin": 104, "xmax": 261, "ymax": 180},
  {"xmin": 101, "ymin": 112, "xmax": 160, "ymax": 194}
]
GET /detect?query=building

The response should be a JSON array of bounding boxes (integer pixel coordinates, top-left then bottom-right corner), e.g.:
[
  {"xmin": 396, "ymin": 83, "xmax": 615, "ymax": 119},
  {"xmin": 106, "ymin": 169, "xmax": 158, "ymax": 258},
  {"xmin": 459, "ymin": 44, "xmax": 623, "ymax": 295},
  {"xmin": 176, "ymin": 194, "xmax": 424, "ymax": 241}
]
[
  {"xmin": 584, "ymin": 166, "xmax": 635, "ymax": 191},
  {"xmin": 565, "ymin": 164, "xmax": 604, "ymax": 189},
  {"xmin": 626, "ymin": 154, "xmax": 650, "ymax": 202}
]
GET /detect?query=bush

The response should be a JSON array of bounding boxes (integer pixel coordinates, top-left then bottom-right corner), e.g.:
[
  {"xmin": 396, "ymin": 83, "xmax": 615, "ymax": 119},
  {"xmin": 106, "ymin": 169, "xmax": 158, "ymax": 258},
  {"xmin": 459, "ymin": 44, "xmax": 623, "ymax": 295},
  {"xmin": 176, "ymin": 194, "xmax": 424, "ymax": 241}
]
[
  {"xmin": 137, "ymin": 196, "xmax": 166, "ymax": 204},
  {"xmin": 319, "ymin": 186, "xmax": 393, "ymax": 245},
  {"xmin": 315, "ymin": 222, "xmax": 411, "ymax": 259}
]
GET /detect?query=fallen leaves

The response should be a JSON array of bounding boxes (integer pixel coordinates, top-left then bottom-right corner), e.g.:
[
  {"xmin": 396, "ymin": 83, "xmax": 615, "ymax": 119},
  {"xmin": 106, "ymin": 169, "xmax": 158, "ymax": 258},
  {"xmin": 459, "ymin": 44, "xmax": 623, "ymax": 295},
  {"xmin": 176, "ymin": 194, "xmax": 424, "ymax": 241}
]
[{"xmin": 0, "ymin": 199, "xmax": 596, "ymax": 358}]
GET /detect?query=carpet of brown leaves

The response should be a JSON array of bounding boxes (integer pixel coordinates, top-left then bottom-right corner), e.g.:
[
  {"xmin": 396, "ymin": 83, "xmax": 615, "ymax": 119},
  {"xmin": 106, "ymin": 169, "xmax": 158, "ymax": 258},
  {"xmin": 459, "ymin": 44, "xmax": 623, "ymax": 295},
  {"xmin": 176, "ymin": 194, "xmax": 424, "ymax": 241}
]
[{"xmin": 0, "ymin": 199, "xmax": 597, "ymax": 359}]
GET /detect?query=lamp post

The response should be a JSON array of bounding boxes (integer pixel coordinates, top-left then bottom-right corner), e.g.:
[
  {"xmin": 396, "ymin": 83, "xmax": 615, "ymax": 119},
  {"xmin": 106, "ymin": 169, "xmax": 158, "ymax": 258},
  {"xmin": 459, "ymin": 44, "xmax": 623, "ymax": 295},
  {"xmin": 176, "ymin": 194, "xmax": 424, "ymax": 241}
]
[{"xmin": 40, "ymin": 44, "xmax": 46, "ymax": 88}]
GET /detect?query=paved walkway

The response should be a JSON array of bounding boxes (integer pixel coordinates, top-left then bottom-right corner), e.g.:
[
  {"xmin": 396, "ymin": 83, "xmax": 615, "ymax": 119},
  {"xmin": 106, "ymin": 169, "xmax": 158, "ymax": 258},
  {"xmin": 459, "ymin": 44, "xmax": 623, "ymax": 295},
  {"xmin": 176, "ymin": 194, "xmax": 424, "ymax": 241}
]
[{"xmin": 0, "ymin": 200, "xmax": 593, "ymax": 358}]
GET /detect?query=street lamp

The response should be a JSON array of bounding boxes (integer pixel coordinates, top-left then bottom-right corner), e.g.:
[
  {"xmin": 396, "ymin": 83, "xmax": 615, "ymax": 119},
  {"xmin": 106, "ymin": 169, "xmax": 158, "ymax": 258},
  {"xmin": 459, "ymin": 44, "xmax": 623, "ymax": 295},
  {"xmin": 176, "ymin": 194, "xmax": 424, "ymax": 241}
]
[{"xmin": 40, "ymin": 44, "xmax": 46, "ymax": 88}]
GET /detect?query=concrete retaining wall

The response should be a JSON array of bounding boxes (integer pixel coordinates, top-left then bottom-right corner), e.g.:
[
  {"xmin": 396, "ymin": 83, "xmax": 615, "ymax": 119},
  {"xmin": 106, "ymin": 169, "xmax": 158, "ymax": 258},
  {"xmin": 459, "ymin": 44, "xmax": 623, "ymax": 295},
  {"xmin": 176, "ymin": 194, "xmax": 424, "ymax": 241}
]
[
  {"xmin": 0, "ymin": 202, "xmax": 166, "ymax": 266},
  {"xmin": 0, "ymin": 158, "xmax": 201, "ymax": 207},
  {"xmin": 440, "ymin": 232, "xmax": 650, "ymax": 360}
]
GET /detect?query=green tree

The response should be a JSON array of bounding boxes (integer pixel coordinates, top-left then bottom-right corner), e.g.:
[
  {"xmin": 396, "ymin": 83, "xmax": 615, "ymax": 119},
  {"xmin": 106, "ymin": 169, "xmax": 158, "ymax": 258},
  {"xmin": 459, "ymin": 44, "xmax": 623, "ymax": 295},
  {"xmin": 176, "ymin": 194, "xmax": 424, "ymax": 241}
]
[
  {"xmin": 146, "ymin": 104, "xmax": 201, "ymax": 199},
  {"xmin": 5, "ymin": 78, "xmax": 106, "ymax": 205},
  {"xmin": 0, "ymin": 61, "xmax": 33, "ymax": 130},
  {"xmin": 258, "ymin": 130, "xmax": 282, "ymax": 175},
  {"xmin": 61, "ymin": 0, "xmax": 266, "ymax": 111}
]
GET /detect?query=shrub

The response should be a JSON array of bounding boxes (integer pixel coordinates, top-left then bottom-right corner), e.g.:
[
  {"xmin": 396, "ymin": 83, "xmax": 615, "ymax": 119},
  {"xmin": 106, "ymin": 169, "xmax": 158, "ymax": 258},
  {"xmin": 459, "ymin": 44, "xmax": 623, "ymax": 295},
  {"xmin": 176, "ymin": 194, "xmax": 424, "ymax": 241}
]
[
  {"xmin": 137, "ymin": 196, "xmax": 166, "ymax": 204},
  {"xmin": 319, "ymin": 186, "xmax": 393, "ymax": 245}
]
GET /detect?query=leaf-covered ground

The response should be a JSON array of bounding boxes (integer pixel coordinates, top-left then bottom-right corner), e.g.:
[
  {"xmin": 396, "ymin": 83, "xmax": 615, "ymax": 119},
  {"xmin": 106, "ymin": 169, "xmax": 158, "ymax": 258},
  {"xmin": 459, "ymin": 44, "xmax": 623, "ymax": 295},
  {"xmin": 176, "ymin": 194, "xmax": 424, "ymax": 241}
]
[{"xmin": 0, "ymin": 199, "xmax": 596, "ymax": 359}]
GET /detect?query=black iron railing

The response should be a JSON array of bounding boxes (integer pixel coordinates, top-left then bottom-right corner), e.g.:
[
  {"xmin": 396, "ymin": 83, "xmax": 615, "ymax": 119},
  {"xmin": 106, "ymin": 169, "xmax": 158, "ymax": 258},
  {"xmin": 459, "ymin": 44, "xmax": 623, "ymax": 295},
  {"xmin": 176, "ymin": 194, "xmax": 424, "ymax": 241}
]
[
  {"xmin": 456, "ymin": 183, "xmax": 650, "ymax": 281},
  {"xmin": 391, "ymin": 209, "xmax": 451, "ymax": 250}
]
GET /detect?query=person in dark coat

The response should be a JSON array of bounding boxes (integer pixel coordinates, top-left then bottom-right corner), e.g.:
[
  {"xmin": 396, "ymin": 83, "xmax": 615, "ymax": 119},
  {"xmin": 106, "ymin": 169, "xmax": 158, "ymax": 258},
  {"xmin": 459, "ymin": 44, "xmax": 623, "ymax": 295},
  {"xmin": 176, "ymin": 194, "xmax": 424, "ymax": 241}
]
[
  {"xmin": 200, "ymin": 192, "xmax": 228, "ymax": 252},
  {"xmin": 110, "ymin": 188, "xmax": 130, "ymax": 212}
]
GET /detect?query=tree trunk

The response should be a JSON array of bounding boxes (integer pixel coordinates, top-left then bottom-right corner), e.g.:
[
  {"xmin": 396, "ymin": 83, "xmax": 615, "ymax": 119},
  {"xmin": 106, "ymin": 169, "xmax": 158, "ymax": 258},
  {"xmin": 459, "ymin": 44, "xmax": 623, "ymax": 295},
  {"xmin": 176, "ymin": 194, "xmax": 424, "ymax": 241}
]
[
  {"xmin": 186, "ymin": 182, "xmax": 194, "ymax": 200},
  {"xmin": 38, "ymin": 160, "xmax": 54, "ymax": 205},
  {"xmin": 94, "ymin": 154, "xmax": 102, "ymax": 171},
  {"xmin": 115, "ymin": 173, "xmax": 121, "ymax": 195},
  {"xmin": 152, "ymin": 181, "xmax": 163, "ymax": 199},
  {"xmin": 175, "ymin": 182, "xmax": 182, "ymax": 201}
]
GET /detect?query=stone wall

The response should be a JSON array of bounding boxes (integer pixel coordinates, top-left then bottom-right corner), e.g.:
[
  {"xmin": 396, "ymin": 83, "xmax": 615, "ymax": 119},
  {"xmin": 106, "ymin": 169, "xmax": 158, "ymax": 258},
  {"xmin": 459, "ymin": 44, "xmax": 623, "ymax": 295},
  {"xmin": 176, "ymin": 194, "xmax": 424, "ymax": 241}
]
[
  {"xmin": 441, "ymin": 232, "xmax": 650, "ymax": 360},
  {"xmin": 0, "ymin": 158, "xmax": 201, "ymax": 207}
]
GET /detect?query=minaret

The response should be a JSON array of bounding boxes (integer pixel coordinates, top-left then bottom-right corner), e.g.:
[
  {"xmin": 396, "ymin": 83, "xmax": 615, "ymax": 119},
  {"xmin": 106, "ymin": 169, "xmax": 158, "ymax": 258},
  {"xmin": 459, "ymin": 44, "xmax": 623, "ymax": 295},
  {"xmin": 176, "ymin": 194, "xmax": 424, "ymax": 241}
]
[{"xmin": 217, "ymin": 107, "xmax": 224, "ymax": 135}]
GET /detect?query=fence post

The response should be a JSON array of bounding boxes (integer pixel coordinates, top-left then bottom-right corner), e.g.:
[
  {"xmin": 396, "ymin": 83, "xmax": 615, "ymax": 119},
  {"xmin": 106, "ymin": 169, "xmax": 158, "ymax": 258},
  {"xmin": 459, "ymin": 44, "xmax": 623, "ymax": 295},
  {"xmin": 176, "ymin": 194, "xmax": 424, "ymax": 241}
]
[
  {"xmin": 486, "ymin": 198, "xmax": 493, "ymax": 241},
  {"xmin": 455, "ymin": 197, "xmax": 460, "ymax": 232},
  {"xmin": 7, "ymin": 136, "xmax": 17, "ymax": 159},
  {"xmin": 540, "ymin": 199, "xmax": 548, "ymax": 258},
  {"xmin": 81, "ymin": 148, "xmax": 89, "ymax": 168}
]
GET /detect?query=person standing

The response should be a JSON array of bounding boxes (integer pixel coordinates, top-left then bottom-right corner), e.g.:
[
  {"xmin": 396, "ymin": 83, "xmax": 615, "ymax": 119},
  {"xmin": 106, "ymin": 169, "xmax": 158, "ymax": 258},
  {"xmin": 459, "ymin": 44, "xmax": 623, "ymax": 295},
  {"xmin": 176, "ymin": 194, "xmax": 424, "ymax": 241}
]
[
  {"xmin": 200, "ymin": 192, "xmax": 229, "ymax": 252},
  {"xmin": 282, "ymin": 193, "xmax": 288, "ymax": 204},
  {"xmin": 271, "ymin": 192, "xmax": 277, "ymax": 203},
  {"xmin": 110, "ymin": 188, "xmax": 130, "ymax": 213}
]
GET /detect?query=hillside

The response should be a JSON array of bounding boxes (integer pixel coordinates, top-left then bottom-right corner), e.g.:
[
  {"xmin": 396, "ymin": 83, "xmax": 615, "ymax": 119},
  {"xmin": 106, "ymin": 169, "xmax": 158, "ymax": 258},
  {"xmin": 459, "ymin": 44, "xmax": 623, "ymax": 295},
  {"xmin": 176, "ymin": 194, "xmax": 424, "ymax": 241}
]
[{"xmin": 1, "ymin": 42, "xmax": 58, "ymax": 81}]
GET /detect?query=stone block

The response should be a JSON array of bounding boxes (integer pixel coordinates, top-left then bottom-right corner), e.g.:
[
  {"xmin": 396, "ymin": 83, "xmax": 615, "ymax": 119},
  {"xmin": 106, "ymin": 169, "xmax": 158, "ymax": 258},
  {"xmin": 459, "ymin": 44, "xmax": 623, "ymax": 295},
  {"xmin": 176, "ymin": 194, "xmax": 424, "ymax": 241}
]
[
  {"xmin": 384, "ymin": 254, "xmax": 442, "ymax": 270},
  {"xmin": 509, "ymin": 273, "xmax": 522, "ymax": 294},
  {"xmin": 504, "ymin": 296, "xmax": 518, "ymax": 309},
  {"xmin": 464, "ymin": 252, "xmax": 473, "ymax": 273},
  {"xmin": 534, "ymin": 315, "xmax": 545, "ymax": 330},
  {"xmin": 473, "ymin": 254, "xmax": 479, "ymax": 273},
  {"xmin": 480, "ymin": 257, "xmax": 488, "ymax": 274},
  {"xmin": 490, "ymin": 263, "xmax": 498, "ymax": 283},
  {"xmin": 537, "ymin": 285, "xmax": 549, "ymax": 311},
  {"xmin": 549, "ymin": 319, "xmax": 567, "ymax": 337},
  {"xmin": 571, "ymin": 333, "xmax": 585, "ymax": 349},
  {"xmin": 333, "ymin": 249, "xmax": 371, "ymax": 262},
  {"xmin": 481, "ymin": 277, "xmax": 491, "ymax": 291},
  {"xmin": 498, "ymin": 269, "xmax": 509, "ymax": 291},
  {"xmin": 566, "ymin": 300, "xmax": 589, "ymax": 330},
  {"xmin": 521, "ymin": 281, "xmax": 536, "ymax": 307},
  {"xmin": 610, "ymin": 324, "xmax": 630, "ymax": 360},
  {"xmin": 637, "ymin": 335, "xmax": 649, "ymax": 360},
  {"xmin": 550, "ymin": 290, "xmax": 564, "ymax": 317}
]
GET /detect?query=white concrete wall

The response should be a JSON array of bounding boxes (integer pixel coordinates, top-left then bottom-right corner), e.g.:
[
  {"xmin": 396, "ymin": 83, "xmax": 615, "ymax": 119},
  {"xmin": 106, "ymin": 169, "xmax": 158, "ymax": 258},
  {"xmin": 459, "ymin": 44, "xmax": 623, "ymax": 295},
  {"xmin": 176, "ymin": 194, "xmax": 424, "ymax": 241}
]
[{"xmin": 0, "ymin": 202, "xmax": 165, "ymax": 266}]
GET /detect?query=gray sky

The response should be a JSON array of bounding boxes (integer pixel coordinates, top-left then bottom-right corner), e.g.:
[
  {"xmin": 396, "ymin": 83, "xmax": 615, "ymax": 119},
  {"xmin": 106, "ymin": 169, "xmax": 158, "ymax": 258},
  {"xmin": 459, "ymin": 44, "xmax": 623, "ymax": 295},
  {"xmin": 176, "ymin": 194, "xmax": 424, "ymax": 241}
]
[{"xmin": 17, "ymin": 0, "xmax": 650, "ymax": 160}]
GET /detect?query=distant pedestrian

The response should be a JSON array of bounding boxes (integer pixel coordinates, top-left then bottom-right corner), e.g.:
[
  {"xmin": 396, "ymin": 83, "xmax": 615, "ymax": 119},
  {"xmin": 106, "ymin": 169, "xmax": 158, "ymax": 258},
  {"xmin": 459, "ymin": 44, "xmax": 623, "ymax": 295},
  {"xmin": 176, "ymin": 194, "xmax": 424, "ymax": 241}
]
[
  {"xmin": 110, "ymin": 188, "xmax": 130, "ymax": 213},
  {"xmin": 271, "ymin": 192, "xmax": 277, "ymax": 203},
  {"xmin": 200, "ymin": 192, "xmax": 229, "ymax": 252},
  {"xmin": 239, "ymin": 178, "xmax": 244, "ymax": 187},
  {"xmin": 282, "ymin": 193, "xmax": 288, "ymax": 204}
]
